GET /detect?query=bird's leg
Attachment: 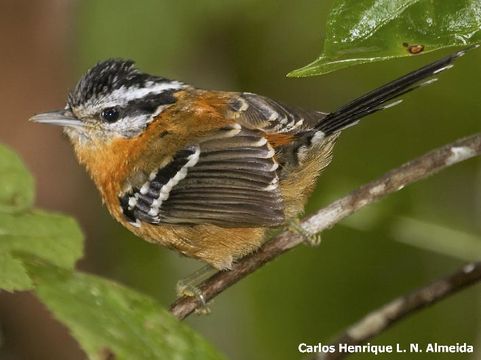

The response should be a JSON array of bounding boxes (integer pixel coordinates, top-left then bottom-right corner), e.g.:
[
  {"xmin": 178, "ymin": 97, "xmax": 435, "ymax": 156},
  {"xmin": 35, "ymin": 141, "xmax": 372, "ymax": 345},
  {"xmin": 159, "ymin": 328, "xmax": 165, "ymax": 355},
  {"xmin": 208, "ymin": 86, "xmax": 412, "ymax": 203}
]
[
  {"xmin": 287, "ymin": 218, "xmax": 322, "ymax": 246},
  {"xmin": 176, "ymin": 265, "xmax": 217, "ymax": 314}
]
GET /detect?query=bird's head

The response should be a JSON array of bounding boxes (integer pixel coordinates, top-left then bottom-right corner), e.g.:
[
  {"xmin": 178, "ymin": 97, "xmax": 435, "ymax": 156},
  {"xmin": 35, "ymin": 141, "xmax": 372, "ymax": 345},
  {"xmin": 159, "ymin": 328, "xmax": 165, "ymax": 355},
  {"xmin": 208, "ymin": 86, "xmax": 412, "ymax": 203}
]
[{"xmin": 30, "ymin": 59, "xmax": 185, "ymax": 143}]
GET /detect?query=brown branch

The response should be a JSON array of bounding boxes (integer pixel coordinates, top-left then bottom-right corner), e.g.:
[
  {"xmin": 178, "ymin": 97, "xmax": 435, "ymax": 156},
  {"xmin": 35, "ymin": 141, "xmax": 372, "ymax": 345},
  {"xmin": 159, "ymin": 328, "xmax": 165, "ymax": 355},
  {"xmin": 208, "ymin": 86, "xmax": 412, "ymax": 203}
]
[
  {"xmin": 170, "ymin": 133, "xmax": 481, "ymax": 320},
  {"xmin": 315, "ymin": 261, "xmax": 481, "ymax": 360}
]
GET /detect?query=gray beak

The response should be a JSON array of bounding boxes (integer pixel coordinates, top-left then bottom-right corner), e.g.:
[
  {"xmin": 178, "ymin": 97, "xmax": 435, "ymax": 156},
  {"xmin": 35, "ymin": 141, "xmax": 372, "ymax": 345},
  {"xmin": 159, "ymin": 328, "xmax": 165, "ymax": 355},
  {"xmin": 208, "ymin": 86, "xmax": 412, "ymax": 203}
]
[{"xmin": 29, "ymin": 110, "xmax": 84, "ymax": 128}]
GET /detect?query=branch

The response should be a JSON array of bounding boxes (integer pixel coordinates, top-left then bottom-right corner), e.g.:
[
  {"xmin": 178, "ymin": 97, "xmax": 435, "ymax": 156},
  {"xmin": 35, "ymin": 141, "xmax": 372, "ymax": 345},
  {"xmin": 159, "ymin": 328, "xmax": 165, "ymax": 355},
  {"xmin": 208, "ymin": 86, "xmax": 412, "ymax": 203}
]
[
  {"xmin": 315, "ymin": 261, "xmax": 481, "ymax": 360},
  {"xmin": 170, "ymin": 133, "xmax": 481, "ymax": 319}
]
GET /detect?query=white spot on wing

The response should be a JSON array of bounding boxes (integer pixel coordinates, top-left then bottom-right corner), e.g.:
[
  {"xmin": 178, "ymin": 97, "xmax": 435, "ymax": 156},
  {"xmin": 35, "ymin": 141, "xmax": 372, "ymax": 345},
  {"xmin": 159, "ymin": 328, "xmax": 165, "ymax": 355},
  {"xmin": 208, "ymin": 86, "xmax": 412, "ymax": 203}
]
[
  {"xmin": 199, "ymin": 124, "xmax": 242, "ymax": 141},
  {"xmin": 382, "ymin": 99, "xmax": 403, "ymax": 110},
  {"xmin": 433, "ymin": 64, "xmax": 454, "ymax": 74},
  {"xmin": 128, "ymin": 197, "xmax": 137, "ymax": 209},
  {"xmin": 297, "ymin": 145, "xmax": 309, "ymax": 162},
  {"xmin": 148, "ymin": 208, "xmax": 158, "ymax": 217},
  {"xmin": 149, "ymin": 171, "xmax": 157, "ymax": 181},
  {"xmin": 420, "ymin": 78, "xmax": 438, "ymax": 87},
  {"xmin": 264, "ymin": 176, "xmax": 279, "ymax": 191},
  {"xmin": 140, "ymin": 183, "xmax": 150, "ymax": 195},
  {"xmin": 237, "ymin": 98, "xmax": 249, "ymax": 111},
  {"xmin": 311, "ymin": 131, "xmax": 325, "ymax": 145},
  {"xmin": 293, "ymin": 119, "xmax": 304, "ymax": 128},
  {"xmin": 129, "ymin": 220, "xmax": 141, "ymax": 228},
  {"xmin": 268, "ymin": 111, "xmax": 279, "ymax": 121},
  {"xmin": 147, "ymin": 146, "xmax": 201, "ymax": 216},
  {"xmin": 265, "ymin": 144, "xmax": 276, "ymax": 158},
  {"xmin": 254, "ymin": 137, "xmax": 268, "ymax": 146}
]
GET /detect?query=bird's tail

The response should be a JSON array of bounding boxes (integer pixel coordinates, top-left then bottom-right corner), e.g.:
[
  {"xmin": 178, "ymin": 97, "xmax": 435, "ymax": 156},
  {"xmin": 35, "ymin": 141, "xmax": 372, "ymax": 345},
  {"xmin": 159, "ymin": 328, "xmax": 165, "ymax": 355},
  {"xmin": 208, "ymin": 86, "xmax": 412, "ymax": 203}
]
[{"xmin": 315, "ymin": 46, "xmax": 477, "ymax": 136}]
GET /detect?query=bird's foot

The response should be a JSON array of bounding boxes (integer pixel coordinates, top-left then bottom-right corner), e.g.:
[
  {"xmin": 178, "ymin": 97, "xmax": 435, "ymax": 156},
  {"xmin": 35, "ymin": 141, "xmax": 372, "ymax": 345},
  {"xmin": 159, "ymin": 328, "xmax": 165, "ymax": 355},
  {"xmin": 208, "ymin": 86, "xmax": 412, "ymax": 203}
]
[
  {"xmin": 176, "ymin": 265, "xmax": 217, "ymax": 315},
  {"xmin": 288, "ymin": 218, "xmax": 321, "ymax": 246}
]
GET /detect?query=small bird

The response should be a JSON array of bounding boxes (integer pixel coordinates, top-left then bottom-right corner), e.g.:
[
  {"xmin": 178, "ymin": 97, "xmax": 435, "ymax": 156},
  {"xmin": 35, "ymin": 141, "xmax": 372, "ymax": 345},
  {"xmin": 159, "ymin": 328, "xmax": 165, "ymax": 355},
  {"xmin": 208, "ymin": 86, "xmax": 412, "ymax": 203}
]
[{"xmin": 31, "ymin": 48, "xmax": 471, "ymax": 271}]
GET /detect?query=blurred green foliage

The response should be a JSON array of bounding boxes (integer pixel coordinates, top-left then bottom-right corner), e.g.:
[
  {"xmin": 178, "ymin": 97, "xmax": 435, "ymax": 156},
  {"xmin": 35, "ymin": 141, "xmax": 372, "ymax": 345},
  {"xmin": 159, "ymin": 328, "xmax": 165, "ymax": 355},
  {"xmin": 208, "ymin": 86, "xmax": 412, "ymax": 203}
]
[{"xmin": 20, "ymin": 0, "xmax": 481, "ymax": 359}]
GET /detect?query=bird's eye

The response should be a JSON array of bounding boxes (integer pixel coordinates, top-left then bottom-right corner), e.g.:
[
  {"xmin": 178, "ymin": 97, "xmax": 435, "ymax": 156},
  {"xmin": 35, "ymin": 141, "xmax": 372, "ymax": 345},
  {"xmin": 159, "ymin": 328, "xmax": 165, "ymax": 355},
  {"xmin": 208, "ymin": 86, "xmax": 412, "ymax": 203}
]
[{"xmin": 101, "ymin": 107, "xmax": 120, "ymax": 123}]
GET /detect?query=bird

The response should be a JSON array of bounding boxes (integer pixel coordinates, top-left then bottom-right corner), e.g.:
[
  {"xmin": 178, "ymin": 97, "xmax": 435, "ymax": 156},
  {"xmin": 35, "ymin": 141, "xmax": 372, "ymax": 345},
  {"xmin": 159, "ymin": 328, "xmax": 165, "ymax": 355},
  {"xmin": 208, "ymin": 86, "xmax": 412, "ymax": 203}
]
[{"xmin": 30, "ymin": 48, "xmax": 473, "ymax": 273}]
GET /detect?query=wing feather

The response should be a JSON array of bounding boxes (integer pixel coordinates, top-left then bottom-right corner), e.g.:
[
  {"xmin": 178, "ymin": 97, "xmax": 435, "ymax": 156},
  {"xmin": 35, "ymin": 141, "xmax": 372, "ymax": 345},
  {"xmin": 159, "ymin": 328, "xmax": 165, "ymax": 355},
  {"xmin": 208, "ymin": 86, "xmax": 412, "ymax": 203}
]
[
  {"xmin": 229, "ymin": 92, "xmax": 326, "ymax": 133},
  {"xmin": 119, "ymin": 126, "xmax": 284, "ymax": 227}
]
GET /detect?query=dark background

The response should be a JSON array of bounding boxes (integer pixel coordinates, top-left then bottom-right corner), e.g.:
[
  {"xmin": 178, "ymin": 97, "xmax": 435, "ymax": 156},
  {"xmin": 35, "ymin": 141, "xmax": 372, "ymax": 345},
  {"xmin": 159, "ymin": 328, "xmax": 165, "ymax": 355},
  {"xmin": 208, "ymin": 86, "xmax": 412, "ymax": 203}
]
[{"xmin": 0, "ymin": 1, "xmax": 480, "ymax": 359}]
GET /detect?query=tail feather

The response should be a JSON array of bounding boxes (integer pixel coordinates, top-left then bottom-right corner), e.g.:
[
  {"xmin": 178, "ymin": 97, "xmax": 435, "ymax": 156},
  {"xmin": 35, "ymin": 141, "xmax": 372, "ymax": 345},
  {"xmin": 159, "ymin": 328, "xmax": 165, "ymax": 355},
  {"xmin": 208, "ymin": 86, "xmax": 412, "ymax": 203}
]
[{"xmin": 316, "ymin": 46, "xmax": 477, "ymax": 136}]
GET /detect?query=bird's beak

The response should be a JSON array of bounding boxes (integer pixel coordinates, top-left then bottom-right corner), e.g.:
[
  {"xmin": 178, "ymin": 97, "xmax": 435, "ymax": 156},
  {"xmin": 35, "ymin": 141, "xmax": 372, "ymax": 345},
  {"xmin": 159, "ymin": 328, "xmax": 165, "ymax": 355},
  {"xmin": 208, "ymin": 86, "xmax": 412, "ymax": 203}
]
[{"xmin": 29, "ymin": 110, "xmax": 84, "ymax": 128}]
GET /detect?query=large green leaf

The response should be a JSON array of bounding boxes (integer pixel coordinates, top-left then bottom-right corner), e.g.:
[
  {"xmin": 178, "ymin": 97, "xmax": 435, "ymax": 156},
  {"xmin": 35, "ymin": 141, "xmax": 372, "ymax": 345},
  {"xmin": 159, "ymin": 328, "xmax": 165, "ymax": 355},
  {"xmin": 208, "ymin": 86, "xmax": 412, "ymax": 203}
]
[
  {"xmin": 0, "ymin": 210, "xmax": 83, "ymax": 269},
  {"xmin": 289, "ymin": 0, "xmax": 481, "ymax": 76},
  {"xmin": 0, "ymin": 144, "xmax": 84, "ymax": 291},
  {"xmin": 30, "ymin": 260, "xmax": 226, "ymax": 360}
]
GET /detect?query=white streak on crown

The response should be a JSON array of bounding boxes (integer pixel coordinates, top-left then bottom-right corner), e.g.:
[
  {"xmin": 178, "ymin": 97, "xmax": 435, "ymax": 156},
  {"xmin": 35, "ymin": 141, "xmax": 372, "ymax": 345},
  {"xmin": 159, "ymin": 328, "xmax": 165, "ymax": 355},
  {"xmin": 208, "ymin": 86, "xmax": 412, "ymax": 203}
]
[{"xmin": 98, "ymin": 80, "xmax": 185, "ymax": 108}]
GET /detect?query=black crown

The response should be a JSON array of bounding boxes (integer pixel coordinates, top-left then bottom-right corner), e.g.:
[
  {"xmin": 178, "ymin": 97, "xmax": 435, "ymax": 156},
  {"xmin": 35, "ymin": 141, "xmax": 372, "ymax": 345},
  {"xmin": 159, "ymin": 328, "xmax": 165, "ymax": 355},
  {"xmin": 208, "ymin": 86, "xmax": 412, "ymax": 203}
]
[{"xmin": 67, "ymin": 59, "xmax": 170, "ymax": 107}]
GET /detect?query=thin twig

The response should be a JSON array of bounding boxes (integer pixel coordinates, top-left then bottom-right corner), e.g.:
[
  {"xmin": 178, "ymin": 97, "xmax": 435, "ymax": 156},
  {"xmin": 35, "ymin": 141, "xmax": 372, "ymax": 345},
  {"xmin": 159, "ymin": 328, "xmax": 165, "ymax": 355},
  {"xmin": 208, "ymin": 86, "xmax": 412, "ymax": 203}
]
[
  {"xmin": 170, "ymin": 133, "xmax": 481, "ymax": 320},
  {"xmin": 315, "ymin": 261, "xmax": 481, "ymax": 360}
]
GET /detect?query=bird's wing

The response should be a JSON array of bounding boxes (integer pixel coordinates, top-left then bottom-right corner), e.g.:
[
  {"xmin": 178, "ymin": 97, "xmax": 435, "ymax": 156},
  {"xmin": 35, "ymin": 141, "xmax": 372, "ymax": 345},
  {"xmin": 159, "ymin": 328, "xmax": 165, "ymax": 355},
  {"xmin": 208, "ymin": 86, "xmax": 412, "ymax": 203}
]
[
  {"xmin": 225, "ymin": 92, "xmax": 332, "ymax": 168},
  {"xmin": 118, "ymin": 124, "xmax": 285, "ymax": 228},
  {"xmin": 227, "ymin": 92, "xmax": 325, "ymax": 134}
]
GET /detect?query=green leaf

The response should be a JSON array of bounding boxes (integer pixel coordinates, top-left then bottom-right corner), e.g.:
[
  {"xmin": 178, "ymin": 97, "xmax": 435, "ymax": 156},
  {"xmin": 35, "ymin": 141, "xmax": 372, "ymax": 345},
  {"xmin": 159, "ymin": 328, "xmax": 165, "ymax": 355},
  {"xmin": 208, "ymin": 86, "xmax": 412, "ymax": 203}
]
[
  {"xmin": 289, "ymin": 0, "xmax": 481, "ymax": 76},
  {"xmin": 29, "ymin": 261, "xmax": 226, "ymax": 360},
  {"xmin": 0, "ymin": 144, "xmax": 34, "ymax": 213},
  {"xmin": 0, "ymin": 143, "xmax": 84, "ymax": 291},
  {"xmin": 0, "ymin": 253, "xmax": 33, "ymax": 291},
  {"xmin": 0, "ymin": 210, "xmax": 84, "ymax": 269}
]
